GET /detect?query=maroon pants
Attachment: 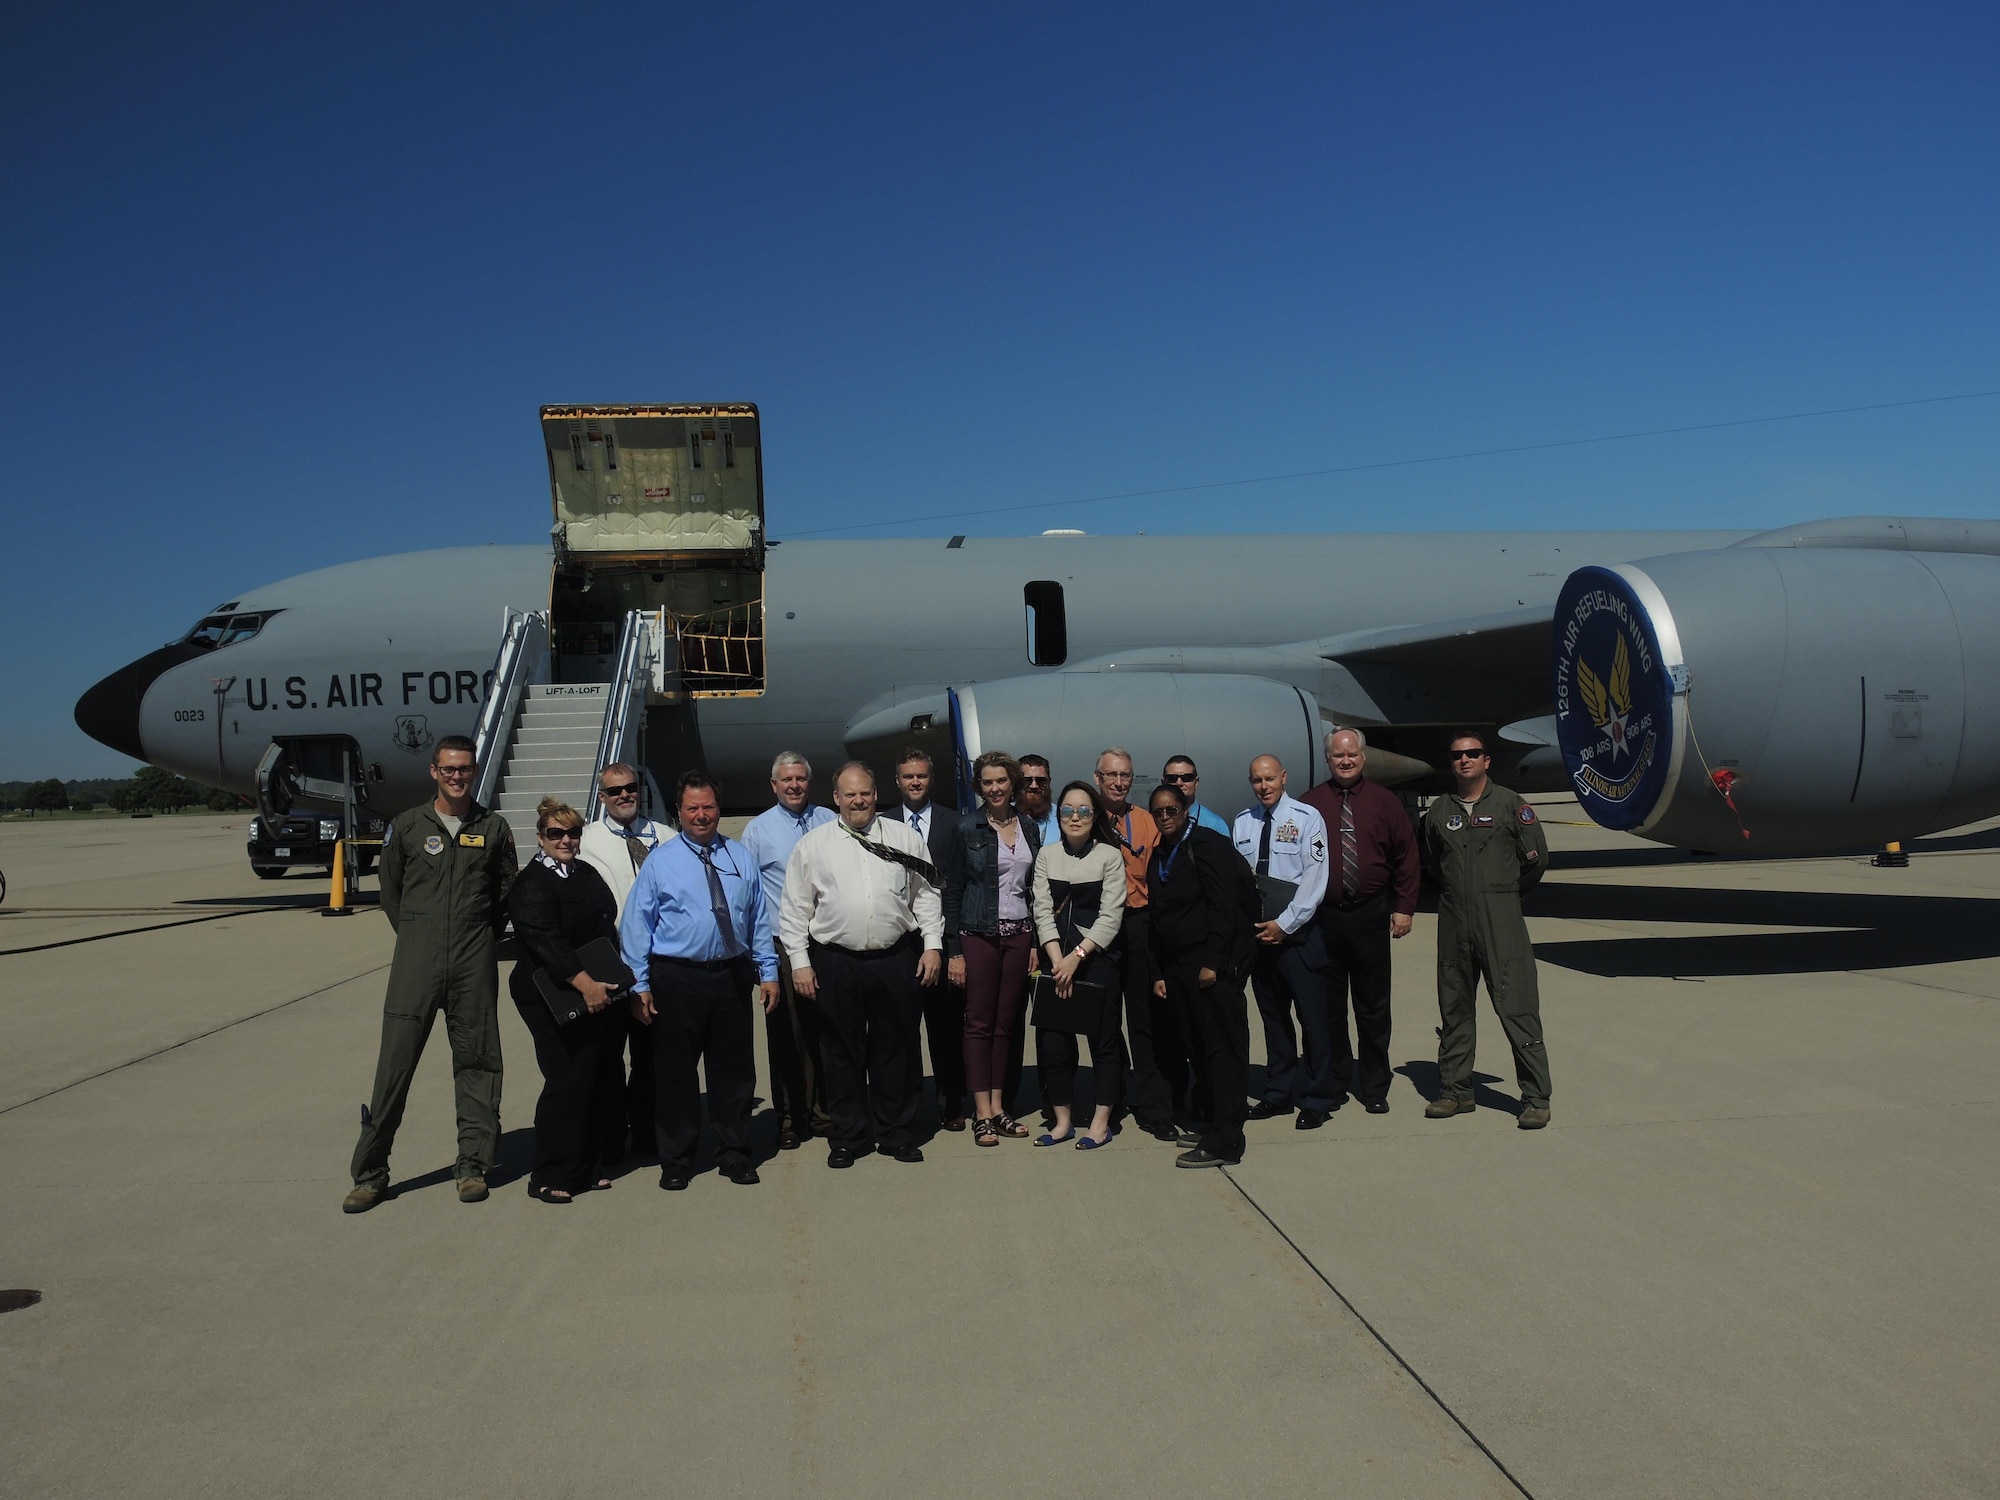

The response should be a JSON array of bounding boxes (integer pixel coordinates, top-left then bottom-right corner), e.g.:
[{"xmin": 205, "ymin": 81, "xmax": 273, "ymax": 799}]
[{"xmin": 961, "ymin": 926, "xmax": 1034, "ymax": 1095}]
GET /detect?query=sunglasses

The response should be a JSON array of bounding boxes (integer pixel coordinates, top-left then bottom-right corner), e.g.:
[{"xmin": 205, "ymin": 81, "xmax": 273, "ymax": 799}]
[
  {"xmin": 599, "ymin": 782, "xmax": 640, "ymax": 797},
  {"xmin": 1162, "ymin": 772, "xmax": 1197, "ymax": 783},
  {"xmin": 1450, "ymin": 750, "xmax": 1488, "ymax": 761},
  {"xmin": 1151, "ymin": 803, "xmax": 1185, "ymax": 817},
  {"xmin": 539, "ymin": 827, "xmax": 582, "ymax": 841},
  {"xmin": 1058, "ymin": 806, "xmax": 1095, "ymax": 821},
  {"xmin": 1019, "ymin": 775, "xmax": 1050, "ymax": 787}
]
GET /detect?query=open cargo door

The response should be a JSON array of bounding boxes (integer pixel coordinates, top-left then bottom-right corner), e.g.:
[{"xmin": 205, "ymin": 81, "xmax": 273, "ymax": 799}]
[{"xmin": 541, "ymin": 403, "xmax": 766, "ymax": 697}]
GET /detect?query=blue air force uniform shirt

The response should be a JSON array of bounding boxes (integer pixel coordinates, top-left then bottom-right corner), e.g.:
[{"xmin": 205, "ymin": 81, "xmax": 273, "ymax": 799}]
[
  {"xmin": 739, "ymin": 802, "xmax": 837, "ymax": 916},
  {"xmin": 1231, "ymin": 794, "xmax": 1330, "ymax": 934},
  {"xmin": 620, "ymin": 831, "xmax": 779, "ymax": 985}
]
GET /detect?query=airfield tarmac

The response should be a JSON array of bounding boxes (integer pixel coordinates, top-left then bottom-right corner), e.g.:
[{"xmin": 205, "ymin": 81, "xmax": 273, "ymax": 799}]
[{"xmin": 0, "ymin": 808, "xmax": 1995, "ymax": 1499}]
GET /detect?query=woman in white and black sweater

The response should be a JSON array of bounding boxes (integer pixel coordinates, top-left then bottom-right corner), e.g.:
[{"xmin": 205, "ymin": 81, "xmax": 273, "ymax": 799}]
[{"xmin": 1030, "ymin": 781, "xmax": 1128, "ymax": 1149}]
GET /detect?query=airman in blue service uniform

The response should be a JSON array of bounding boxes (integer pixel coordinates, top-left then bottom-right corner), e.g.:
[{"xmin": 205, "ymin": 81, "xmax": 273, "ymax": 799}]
[
  {"xmin": 345, "ymin": 735, "xmax": 517, "ymax": 1211},
  {"xmin": 1421, "ymin": 730, "xmax": 1551, "ymax": 1128}
]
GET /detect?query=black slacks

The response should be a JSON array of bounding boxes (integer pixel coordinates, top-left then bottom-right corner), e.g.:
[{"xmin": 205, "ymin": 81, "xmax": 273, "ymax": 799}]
[
  {"xmin": 621, "ymin": 1006, "xmax": 656, "ymax": 1153},
  {"xmin": 811, "ymin": 934, "xmax": 924, "ymax": 1153},
  {"xmin": 1119, "ymin": 910, "xmax": 1186, "ymax": 1133},
  {"xmin": 1250, "ymin": 927, "xmax": 1346, "ymax": 1111},
  {"xmin": 648, "ymin": 956, "xmax": 758, "ymax": 1174},
  {"xmin": 511, "ymin": 985, "xmax": 626, "ymax": 1193},
  {"xmin": 1034, "ymin": 948, "xmax": 1125, "ymax": 1114},
  {"xmin": 766, "ymin": 938, "xmax": 831, "ymax": 1135},
  {"xmin": 1158, "ymin": 954, "xmax": 1250, "ymax": 1161},
  {"xmin": 919, "ymin": 971, "xmax": 969, "ymax": 1121},
  {"xmin": 1320, "ymin": 890, "xmax": 1395, "ymax": 1106}
]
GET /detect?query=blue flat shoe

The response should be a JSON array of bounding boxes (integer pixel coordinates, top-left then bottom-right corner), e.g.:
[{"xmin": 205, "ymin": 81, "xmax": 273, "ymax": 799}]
[
  {"xmin": 1034, "ymin": 1129, "xmax": 1075, "ymax": 1147},
  {"xmin": 1075, "ymin": 1134, "xmax": 1112, "ymax": 1151}
]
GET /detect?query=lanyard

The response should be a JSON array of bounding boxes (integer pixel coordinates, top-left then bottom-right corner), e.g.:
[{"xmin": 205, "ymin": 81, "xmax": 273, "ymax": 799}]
[{"xmin": 1157, "ymin": 823, "xmax": 1194, "ymax": 884}]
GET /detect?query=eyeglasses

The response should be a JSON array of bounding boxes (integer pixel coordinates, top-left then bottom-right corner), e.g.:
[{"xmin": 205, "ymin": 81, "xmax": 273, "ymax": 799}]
[
  {"xmin": 1058, "ymin": 806, "xmax": 1095, "ymax": 821},
  {"xmin": 1162, "ymin": 772, "xmax": 1197, "ymax": 784},
  {"xmin": 539, "ymin": 827, "xmax": 582, "ymax": 842},
  {"xmin": 1449, "ymin": 749, "xmax": 1488, "ymax": 761},
  {"xmin": 1019, "ymin": 776, "xmax": 1050, "ymax": 787},
  {"xmin": 599, "ymin": 782, "xmax": 639, "ymax": 797},
  {"xmin": 1152, "ymin": 804, "xmax": 1185, "ymax": 818},
  {"xmin": 435, "ymin": 765, "xmax": 475, "ymax": 780},
  {"xmin": 1096, "ymin": 771, "xmax": 1133, "ymax": 784}
]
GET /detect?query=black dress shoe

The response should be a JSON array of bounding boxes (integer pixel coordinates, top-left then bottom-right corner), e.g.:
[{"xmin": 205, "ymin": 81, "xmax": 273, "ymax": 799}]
[
  {"xmin": 1146, "ymin": 1123, "xmax": 1182, "ymax": 1144},
  {"xmin": 939, "ymin": 1115, "xmax": 967, "ymax": 1133},
  {"xmin": 659, "ymin": 1169, "xmax": 690, "ymax": 1191},
  {"xmin": 777, "ymin": 1125, "xmax": 802, "ymax": 1151},
  {"xmin": 722, "ymin": 1161, "xmax": 761, "ymax": 1186},
  {"xmin": 1296, "ymin": 1108, "xmax": 1330, "ymax": 1130},
  {"xmin": 1247, "ymin": 1100, "xmax": 1294, "ymax": 1121},
  {"xmin": 827, "ymin": 1148, "xmax": 857, "ymax": 1169},
  {"xmin": 1364, "ymin": 1099, "xmax": 1390, "ymax": 1115},
  {"xmin": 891, "ymin": 1144, "xmax": 924, "ymax": 1164}
]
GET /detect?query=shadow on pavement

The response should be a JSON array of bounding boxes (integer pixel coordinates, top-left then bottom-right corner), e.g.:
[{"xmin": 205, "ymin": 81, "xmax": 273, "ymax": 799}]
[
  {"xmin": 1396, "ymin": 1060, "xmax": 1520, "ymax": 1114},
  {"xmin": 1525, "ymin": 882, "xmax": 2000, "ymax": 977}
]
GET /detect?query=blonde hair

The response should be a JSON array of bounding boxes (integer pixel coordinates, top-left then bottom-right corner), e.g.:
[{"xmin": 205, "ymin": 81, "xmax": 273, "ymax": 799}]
[{"xmin": 536, "ymin": 796, "xmax": 582, "ymax": 834}]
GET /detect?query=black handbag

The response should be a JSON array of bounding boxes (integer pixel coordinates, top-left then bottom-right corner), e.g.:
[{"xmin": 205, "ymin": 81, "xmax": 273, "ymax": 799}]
[{"xmin": 1030, "ymin": 973, "xmax": 1106, "ymax": 1035}]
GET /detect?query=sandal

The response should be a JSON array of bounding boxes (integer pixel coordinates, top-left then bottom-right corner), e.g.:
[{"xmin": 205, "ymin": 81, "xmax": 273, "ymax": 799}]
[
  {"xmin": 1075, "ymin": 1134, "xmax": 1112, "ymax": 1151},
  {"xmin": 973, "ymin": 1117, "xmax": 1000, "ymax": 1147},
  {"xmin": 528, "ymin": 1184, "xmax": 573, "ymax": 1204},
  {"xmin": 996, "ymin": 1115, "xmax": 1031, "ymax": 1139},
  {"xmin": 1034, "ymin": 1128, "xmax": 1075, "ymax": 1147}
]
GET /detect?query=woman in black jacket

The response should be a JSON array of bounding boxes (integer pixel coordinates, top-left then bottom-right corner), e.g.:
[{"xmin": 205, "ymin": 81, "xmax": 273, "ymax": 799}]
[
  {"xmin": 507, "ymin": 796, "xmax": 627, "ymax": 1202},
  {"xmin": 942, "ymin": 751, "xmax": 1043, "ymax": 1145},
  {"xmin": 1146, "ymin": 784, "xmax": 1258, "ymax": 1168}
]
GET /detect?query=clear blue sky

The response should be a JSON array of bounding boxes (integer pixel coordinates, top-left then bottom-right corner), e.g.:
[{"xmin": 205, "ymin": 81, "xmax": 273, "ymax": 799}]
[{"xmin": 4, "ymin": 3, "xmax": 1995, "ymax": 779}]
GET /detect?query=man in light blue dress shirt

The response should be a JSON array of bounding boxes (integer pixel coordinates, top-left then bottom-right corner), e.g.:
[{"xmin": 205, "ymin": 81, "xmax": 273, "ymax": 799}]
[
  {"xmin": 739, "ymin": 751, "xmax": 837, "ymax": 1150},
  {"xmin": 621, "ymin": 771, "xmax": 779, "ymax": 1190},
  {"xmin": 1162, "ymin": 755, "xmax": 1232, "ymax": 836}
]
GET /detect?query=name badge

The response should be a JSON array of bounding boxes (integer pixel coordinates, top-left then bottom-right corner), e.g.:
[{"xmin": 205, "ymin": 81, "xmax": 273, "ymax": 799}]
[{"xmin": 458, "ymin": 833, "xmax": 486, "ymax": 847}]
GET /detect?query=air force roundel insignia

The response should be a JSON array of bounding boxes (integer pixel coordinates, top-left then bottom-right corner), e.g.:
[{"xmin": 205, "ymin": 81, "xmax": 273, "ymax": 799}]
[
  {"xmin": 423, "ymin": 834, "xmax": 444, "ymax": 855},
  {"xmin": 1445, "ymin": 814, "xmax": 1464, "ymax": 832},
  {"xmin": 1519, "ymin": 804, "xmax": 1537, "ymax": 825}
]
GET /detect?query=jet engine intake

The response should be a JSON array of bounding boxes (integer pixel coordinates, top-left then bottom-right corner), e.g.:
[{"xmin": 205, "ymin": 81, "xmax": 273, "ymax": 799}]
[
  {"xmin": 947, "ymin": 672, "xmax": 1321, "ymax": 805},
  {"xmin": 1553, "ymin": 548, "xmax": 2000, "ymax": 853}
]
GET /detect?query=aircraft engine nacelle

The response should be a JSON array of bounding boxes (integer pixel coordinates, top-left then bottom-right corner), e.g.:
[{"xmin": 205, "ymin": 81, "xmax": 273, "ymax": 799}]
[
  {"xmin": 948, "ymin": 672, "xmax": 1321, "ymax": 804},
  {"xmin": 1553, "ymin": 548, "xmax": 2000, "ymax": 854}
]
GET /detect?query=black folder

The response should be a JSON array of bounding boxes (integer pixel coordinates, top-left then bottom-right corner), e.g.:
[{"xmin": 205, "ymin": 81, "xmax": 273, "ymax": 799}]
[
  {"xmin": 533, "ymin": 937, "xmax": 637, "ymax": 1026},
  {"xmin": 1029, "ymin": 973, "xmax": 1106, "ymax": 1035},
  {"xmin": 1255, "ymin": 874, "xmax": 1298, "ymax": 924}
]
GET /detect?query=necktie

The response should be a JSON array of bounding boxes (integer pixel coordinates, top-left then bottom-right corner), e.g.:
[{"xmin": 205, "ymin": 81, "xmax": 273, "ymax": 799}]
[
  {"xmin": 623, "ymin": 828, "xmax": 648, "ymax": 873},
  {"xmin": 1256, "ymin": 807, "xmax": 1273, "ymax": 876},
  {"xmin": 692, "ymin": 842, "xmax": 741, "ymax": 955},
  {"xmin": 1340, "ymin": 790, "xmax": 1359, "ymax": 899}
]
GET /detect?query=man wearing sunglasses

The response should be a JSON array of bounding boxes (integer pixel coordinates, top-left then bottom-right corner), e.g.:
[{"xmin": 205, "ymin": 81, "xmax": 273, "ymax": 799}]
[
  {"xmin": 344, "ymin": 735, "xmax": 518, "ymax": 1212},
  {"xmin": 1420, "ymin": 730, "xmax": 1552, "ymax": 1129},
  {"xmin": 1160, "ymin": 756, "xmax": 1231, "ymax": 836},
  {"xmin": 579, "ymin": 762, "xmax": 670, "ymax": 1159},
  {"xmin": 1018, "ymin": 754, "xmax": 1059, "ymax": 846}
]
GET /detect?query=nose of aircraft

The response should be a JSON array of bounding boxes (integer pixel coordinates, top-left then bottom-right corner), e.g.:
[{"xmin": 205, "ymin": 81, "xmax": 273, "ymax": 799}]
[{"xmin": 73, "ymin": 643, "xmax": 206, "ymax": 762}]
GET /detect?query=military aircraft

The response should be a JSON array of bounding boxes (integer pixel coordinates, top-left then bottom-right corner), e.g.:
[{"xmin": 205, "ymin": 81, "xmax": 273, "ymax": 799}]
[{"xmin": 72, "ymin": 408, "xmax": 2000, "ymax": 860}]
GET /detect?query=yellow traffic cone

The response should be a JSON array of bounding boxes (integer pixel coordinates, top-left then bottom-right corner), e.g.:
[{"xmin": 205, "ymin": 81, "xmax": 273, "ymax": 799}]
[{"xmin": 323, "ymin": 840, "xmax": 352, "ymax": 916}]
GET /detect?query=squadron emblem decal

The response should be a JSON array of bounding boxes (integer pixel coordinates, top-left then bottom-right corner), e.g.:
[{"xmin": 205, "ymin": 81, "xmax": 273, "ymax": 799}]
[{"xmin": 1553, "ymin": 566, "xmax": 1678, "ymax": 832}]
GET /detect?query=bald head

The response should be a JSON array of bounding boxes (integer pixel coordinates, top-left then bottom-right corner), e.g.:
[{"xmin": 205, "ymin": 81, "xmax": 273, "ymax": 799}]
[{"xmin": 1249, "ymin": 754, "xmax": 1287, "ymax": 809}]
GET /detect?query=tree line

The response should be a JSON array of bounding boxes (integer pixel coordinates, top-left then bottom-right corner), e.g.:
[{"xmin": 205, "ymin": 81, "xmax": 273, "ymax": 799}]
[{"xmin": 1, "ymin": 768, "xmax": 243, "ymax": 815}]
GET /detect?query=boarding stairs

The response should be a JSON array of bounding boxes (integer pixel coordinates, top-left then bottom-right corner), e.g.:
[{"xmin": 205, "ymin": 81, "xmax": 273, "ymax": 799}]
[{"xmin": 472, "ymin": 608, "xmax": 671, "ymax": 869}]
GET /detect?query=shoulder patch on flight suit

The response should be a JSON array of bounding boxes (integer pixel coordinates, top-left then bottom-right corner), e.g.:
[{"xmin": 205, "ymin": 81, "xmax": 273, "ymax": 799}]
[
  {"xmin": 423, "ymin": 834, "xmax": 444, "ymax": 855},
  {"xmin": 1518, "ymin": 804, "xmax": 1538, "ymax": 825},
  {"xmin": 1445, "ymin": 814, "xmax": 1464, "ymax": 832},
  {"xmin": 458, "ymin": 834, "xmax": 485, "ymax": 847}
]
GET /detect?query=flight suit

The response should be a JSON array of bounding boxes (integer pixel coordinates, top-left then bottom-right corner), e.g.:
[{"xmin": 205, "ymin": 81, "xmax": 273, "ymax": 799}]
[
  {"xmin": 350, "ymin": 800, "xmax": 518, "ymax": 1190},
  {"xmin": 1422, "ymin": 784, "xmax": 1550, "ymax": 1108}
]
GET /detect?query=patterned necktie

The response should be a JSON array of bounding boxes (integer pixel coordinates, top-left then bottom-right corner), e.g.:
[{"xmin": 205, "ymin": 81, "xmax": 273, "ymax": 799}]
[
  {"xmin": 691, "ymin": 841, "xmax": 740, "ymax": 955},
  {"xmin": 1256, "ymin": 807, "xmax": 1273, "ymax": 876},
  {"xmin": 1340, "ymin": 789, "xmax": 1359, "ymax": 899},
  {"xmin": 623, "ymin": 828, "xmax": 648, "ymax": 873}
]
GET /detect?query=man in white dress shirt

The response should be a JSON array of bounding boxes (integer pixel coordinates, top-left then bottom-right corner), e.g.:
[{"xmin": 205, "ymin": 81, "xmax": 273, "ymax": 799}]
[
  {"xmin": 577, "ymin": 761, "xmax": 670, "ymax": 1157},
  {"xmin": 780, "ymin": 762, "xmax": 943, "ymax": 1168}
]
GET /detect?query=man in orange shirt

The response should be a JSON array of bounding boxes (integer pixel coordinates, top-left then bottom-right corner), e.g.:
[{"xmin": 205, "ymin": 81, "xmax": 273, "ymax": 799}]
[{"xmin": 1095, "ymin": 748, "xmax": 1188, "ymax": 1144}]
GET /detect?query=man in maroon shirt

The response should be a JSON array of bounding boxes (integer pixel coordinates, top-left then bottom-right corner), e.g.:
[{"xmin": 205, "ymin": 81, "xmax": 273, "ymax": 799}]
[{"xmin": 1300, "ymin": 728, "xmax": 1419, "ymax": 1113}]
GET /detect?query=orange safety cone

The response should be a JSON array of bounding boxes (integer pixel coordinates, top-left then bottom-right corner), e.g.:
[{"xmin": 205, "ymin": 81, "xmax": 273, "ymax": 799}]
[{"xmin": 323, "ymin": 840, "xmax": 353, "ymax": 916}]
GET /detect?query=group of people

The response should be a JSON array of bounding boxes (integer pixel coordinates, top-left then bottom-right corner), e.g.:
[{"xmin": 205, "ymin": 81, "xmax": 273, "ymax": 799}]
[{"xmin": 341, "ymin": 726, "xmax": 1554, "ymax": 1211}]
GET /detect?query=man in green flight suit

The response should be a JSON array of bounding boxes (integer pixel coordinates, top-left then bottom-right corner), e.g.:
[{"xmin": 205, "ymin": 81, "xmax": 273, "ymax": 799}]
[
  {"xmin": 343, "ymin": 735, "xmax": 518, "ymax": 1212},
  {"xmin": 1421, "ymin": 729, "xmax": 1552, "ymax": 1130}
]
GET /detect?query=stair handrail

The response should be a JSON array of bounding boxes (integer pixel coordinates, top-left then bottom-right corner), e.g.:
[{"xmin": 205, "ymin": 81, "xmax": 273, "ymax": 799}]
[
  {"xmin": 473, "ymin": 608, "xmax": 550, "ymax": 808},
  {"xmin": 585, "ymin": 608, "xmax": 654, "ymax": 823}
]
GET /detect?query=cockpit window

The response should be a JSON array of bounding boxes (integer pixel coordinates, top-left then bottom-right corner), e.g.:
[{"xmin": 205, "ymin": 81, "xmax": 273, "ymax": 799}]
[{"xmin": 183, "ymin": 613, "xmax": 267, "ymax": 650}]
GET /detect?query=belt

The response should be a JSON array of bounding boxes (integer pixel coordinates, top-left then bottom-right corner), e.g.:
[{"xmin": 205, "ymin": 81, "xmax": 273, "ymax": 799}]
[
  {"xmin": 1322, "ymin": 889, "xmax": 1388, "ymax": 913},
  {"xmin": 650, "ymin": 953, "xmax": 749, "ymax": 973},
  {"xmin": 811, "ymin": 933, "xmax": 918, "ymax": 959}
]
